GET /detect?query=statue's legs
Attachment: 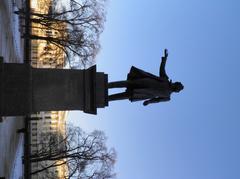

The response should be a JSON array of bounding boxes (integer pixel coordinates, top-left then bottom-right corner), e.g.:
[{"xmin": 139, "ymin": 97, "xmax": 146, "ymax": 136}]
[
  {"xmin": 108, "ymin": 81, "xmax": 130, "ymax": 101},
  {"xmin": 108, "ymin": 92, "xmax": 129, "ymax": 101},
  {"xmin": 108, "ymin": 81, "xmax": 128, "ymax": 88},
  {"xmin": 108, "ymin": 80, "xmax": 148, "ymax": 89}
]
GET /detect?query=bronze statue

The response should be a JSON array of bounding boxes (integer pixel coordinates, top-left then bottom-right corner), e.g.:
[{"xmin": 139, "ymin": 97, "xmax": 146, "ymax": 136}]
[{"xmin": 108, "ymin": 49, "xmax": 184, "ymax": 105}]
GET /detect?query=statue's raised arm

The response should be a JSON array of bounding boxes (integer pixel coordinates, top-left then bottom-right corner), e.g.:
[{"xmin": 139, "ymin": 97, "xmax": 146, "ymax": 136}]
[{"xmin": 159, "ymin": 49, "xmax": 169, "ymax": 80}]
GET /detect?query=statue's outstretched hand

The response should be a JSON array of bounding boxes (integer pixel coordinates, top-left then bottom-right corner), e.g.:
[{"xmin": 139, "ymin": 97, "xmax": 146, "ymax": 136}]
[{"xmin": 164, "ymin": 49, "xmax": 168, "ymax": 58}]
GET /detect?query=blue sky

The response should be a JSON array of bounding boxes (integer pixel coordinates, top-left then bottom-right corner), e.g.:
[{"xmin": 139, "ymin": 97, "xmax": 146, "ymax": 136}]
[{"xmin": 69, "ymin": 0, "xmax": 240, "ymax": 179}]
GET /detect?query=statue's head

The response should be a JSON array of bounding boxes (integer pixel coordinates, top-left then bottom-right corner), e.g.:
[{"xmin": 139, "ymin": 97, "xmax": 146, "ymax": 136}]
[{"xmin": 172, "ymin": 82, "xmax": 184, "ymax": 93}]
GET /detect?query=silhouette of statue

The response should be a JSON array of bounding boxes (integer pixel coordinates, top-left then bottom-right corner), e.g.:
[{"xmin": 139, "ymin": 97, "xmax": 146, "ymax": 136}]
[{"xmin": 108, "ymin": 49, "xmax": 184, "ymax": 105}]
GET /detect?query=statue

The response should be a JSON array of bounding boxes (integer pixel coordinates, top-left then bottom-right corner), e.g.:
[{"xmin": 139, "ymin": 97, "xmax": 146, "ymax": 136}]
[
  {"xmin": 0, "ymin": 49, "xmax": 183, "ymax": 117},
  {"xmin": 108, "ymin": 49, "xmax": 184, "ymax": 105}
]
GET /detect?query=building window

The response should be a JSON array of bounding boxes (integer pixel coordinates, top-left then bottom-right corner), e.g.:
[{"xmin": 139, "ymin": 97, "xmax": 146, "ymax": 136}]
[
  {"xmin": 31, "ymin": 123, "xmax": 37, "ymax": 126},
  {"xmin": 32, "ymin": 144, "xmax": 38, "ymax": 148},
  {"xmin": 31, "ymin": 138, "xmax": 37, "ymax": 143}
]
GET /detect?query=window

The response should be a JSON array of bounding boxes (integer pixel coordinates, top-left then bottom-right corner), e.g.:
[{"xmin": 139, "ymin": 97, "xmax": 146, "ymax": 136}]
[
  {"xmin": 31, "ymin": 138, "xmax": 37, "ymax": 143},
  {"xmin": 32, "ymin": 144, "xmax": 38, "ymax": 147},
  {"xmin": 31, "ymin": 123, "xmax": 37, "ymax": 126}
]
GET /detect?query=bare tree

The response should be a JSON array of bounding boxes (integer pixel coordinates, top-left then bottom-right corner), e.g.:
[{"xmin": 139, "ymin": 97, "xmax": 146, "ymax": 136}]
[
  {"xmin": 29, "ymin": 126, "xmax": 116, "ymax": 178},
  {"xmin": 17, "ymin": 0, "xmax": 107, "ymax": 68}
]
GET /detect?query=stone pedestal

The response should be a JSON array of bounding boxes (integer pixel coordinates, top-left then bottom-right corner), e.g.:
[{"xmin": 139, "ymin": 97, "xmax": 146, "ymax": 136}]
[{"xmin": 0, "ymin": 59, "xmax": 108, "ymax": 116}]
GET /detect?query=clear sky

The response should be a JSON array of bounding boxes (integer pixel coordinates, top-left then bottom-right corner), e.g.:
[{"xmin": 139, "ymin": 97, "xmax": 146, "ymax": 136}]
[{"xmin": 69, "ymin": 0, "xmax": 240, "ymax": 179}]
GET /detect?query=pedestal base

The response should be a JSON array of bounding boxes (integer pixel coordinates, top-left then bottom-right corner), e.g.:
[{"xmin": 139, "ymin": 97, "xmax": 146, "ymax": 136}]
[{"xmin": 0, "ymin": 60, "xmax": 108, "ymax": 116}]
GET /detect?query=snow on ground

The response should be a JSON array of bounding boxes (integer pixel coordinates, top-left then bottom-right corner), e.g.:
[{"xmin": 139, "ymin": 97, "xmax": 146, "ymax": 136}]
[
  {"xmin": 12, "ymin": 5, "xmax": 23, "ymax": 62},
  {"xmin": 10, "ymin": 134, "xmax": 24, "ymax": 179},
  {"xmin": 0, "ymin": 1, "xmax": 25, "ymax": 178},
  {"xmin": 0, "ymin": 117, "xmax": 24, "ymax": 178}
]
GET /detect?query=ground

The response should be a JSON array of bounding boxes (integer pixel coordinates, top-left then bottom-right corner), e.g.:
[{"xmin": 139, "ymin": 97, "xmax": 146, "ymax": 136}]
[
  {"xmin": 0, "ymin": 1, "xmax": 25, "ymax": 178},
  {"xmin": 0, "ymin": 117, "xmax": 24, "ymax": 178}
]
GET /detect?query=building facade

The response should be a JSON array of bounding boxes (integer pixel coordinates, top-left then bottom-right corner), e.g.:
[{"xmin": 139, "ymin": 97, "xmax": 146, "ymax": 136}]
[
  {"xmin": 29, "ymin": 0, "xmax": 68, "ymax": 178},
  {"xmin": 30, "ymin": 111, "xmax": 68, "ymax": 178},
  {"xmin": 31, "ymin": 0, "xmax": 66, "ymax": 69}
]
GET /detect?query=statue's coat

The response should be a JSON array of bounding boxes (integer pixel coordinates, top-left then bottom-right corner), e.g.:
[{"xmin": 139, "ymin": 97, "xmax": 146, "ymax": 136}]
[{"xmin": 126, "ymin": 66, "xmax": 171, "ymax": 101}]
